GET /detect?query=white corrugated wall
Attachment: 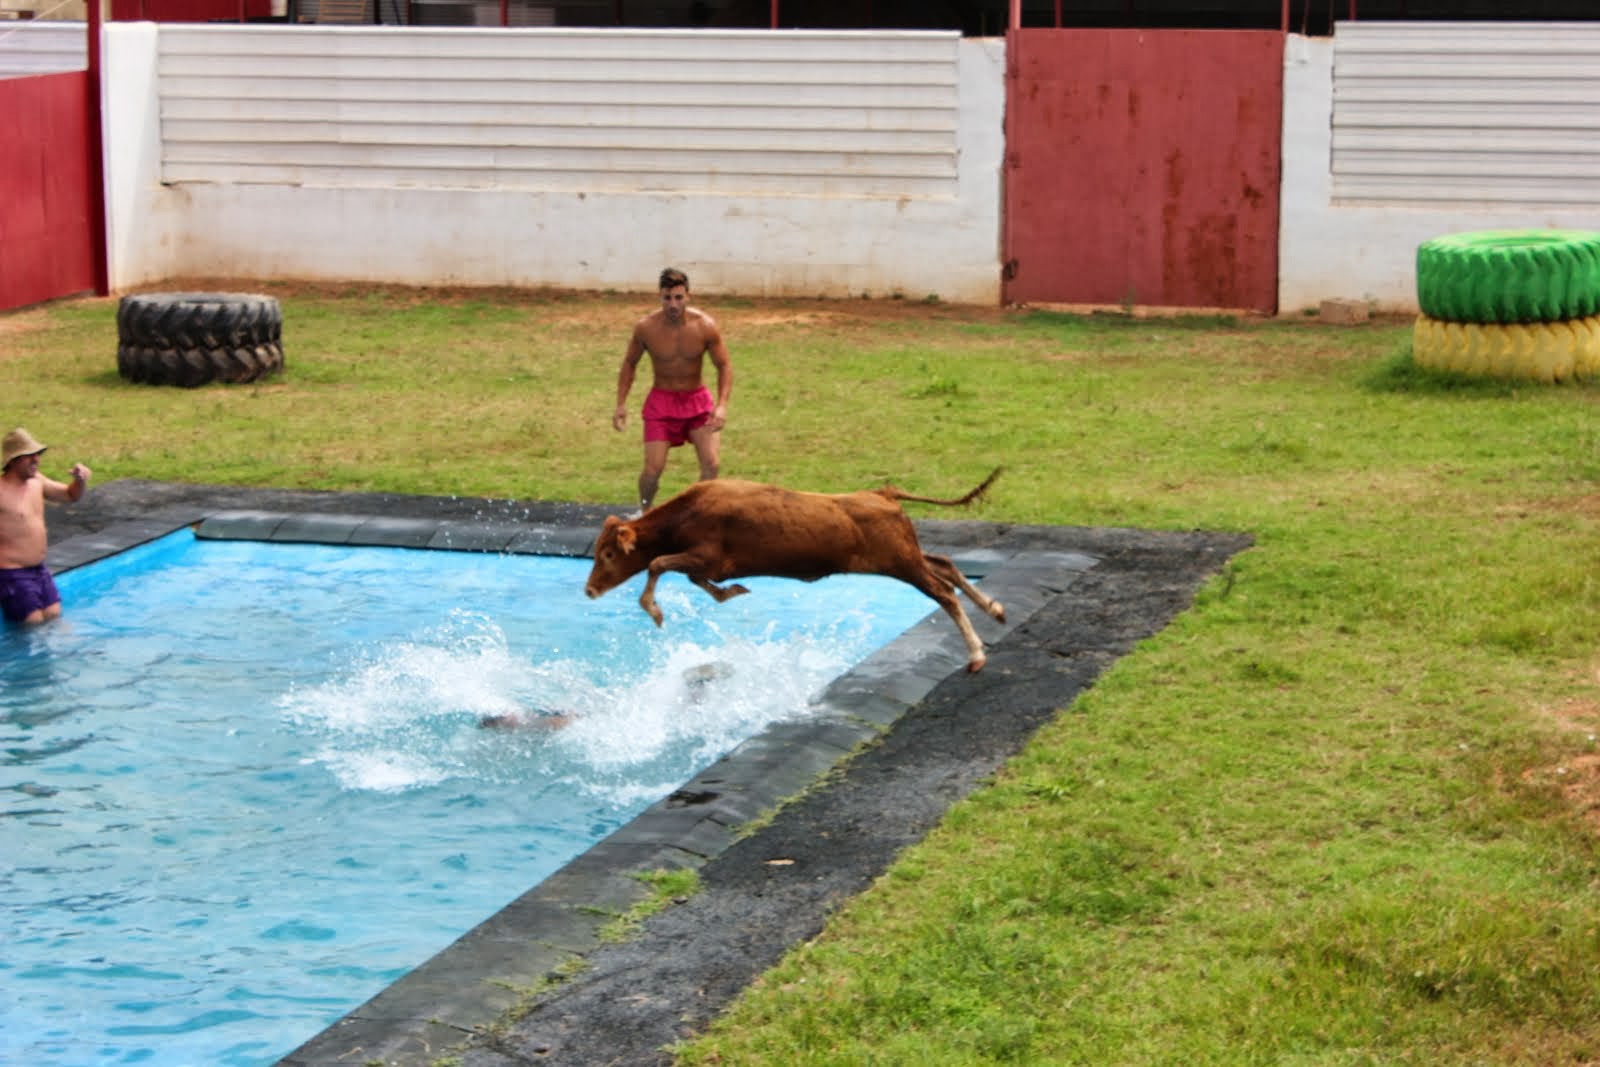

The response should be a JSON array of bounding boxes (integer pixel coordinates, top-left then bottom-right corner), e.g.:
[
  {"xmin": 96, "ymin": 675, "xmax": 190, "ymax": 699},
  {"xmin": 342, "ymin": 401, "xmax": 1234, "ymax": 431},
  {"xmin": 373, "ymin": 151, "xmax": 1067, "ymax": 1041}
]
[
  {"xmin": 156, "ymin": 26, "xmax": 961, "ymax": 199},
  {"xmin": 105, "ymin": 25, "xmax": 1002, "ymax": 300},
  {"xmin": 1331, "ymin": 21, "xmax": 1600, "ymax": 207},
  {"xmin": 0, "ymin": 21, "xmax": 86, "ymax": 76}
]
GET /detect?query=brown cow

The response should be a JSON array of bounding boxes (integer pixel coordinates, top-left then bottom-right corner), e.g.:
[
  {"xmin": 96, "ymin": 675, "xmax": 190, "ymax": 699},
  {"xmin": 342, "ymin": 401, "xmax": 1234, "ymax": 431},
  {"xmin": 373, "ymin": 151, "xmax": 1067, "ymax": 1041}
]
[{"xmin": 583, "ymin": 469, "xmax": 1006, "ymax": 672}]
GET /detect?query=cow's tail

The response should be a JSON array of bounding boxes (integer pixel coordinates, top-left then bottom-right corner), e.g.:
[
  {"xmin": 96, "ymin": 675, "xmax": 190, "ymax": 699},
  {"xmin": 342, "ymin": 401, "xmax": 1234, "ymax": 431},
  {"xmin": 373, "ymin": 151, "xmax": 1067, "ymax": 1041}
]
[{"xmin": 881, "ymin": 466, "xmax": 1003, "ymax": 508}]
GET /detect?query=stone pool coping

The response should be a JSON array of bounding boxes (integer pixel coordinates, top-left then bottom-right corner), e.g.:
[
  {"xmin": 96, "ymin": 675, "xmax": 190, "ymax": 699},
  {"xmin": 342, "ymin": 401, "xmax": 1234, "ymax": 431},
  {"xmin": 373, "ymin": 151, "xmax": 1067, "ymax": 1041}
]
[{"xmin": 45, "ymin": 480, "xmax": 1252, "ymax": 1067}]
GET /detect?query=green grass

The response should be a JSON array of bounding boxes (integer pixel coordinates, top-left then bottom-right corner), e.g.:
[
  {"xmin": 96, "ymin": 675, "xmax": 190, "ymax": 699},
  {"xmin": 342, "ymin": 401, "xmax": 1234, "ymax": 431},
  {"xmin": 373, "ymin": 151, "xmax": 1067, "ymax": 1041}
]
[{"xmin": 7, "ymin": 284, "xmax": 1600, "ymax": 1064}]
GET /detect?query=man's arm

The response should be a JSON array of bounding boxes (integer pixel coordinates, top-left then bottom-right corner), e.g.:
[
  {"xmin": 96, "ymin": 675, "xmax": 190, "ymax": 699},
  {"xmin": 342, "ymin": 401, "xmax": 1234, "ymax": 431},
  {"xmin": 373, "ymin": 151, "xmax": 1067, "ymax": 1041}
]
[
  {"xmin": 41, "ymin": 463, "xmax": 90, "ymax": 504},
  {"xmin": 613, "ymin": 333, "xmax": 647, "ymax": 431},
  {"xmin": 705, "ymin": 325, "xmax": 733, "ymax": 431}
]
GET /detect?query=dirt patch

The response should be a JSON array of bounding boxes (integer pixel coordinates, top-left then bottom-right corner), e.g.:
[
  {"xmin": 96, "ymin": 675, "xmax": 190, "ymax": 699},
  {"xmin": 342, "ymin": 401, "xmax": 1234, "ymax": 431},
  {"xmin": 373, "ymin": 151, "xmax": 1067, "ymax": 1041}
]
[
  {"xmin": 1524, "ymin": 697, "xmax": 1600, "ymax": 830},
  {"xmin": 110, "ymin": 278, "xmax": 1029, "ymax": 337},
  {"xmin": 0, "ymin": 307, "xmax": 53, "ymax": 345},
  {"xmin": 1524, "ymin": 750, "xmax": 1600, "ymax": 832},
  {"xmin": 1526, "ymin": 494, "xmax": 1600, "ymax": 520}
]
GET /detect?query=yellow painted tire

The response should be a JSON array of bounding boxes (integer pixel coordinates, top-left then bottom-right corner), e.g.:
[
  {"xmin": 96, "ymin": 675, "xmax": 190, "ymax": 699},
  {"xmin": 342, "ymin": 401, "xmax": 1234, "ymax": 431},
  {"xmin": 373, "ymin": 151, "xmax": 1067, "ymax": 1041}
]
[{"xmin": 1412, "ymin": 314, "xmax": 1600, "ymax": 383}]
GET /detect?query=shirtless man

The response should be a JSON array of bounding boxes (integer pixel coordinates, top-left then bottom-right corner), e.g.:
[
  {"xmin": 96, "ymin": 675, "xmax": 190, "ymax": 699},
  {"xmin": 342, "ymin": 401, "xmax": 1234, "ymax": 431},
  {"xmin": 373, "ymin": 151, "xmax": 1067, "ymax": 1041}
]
[
  {"xmin": 0, "ymin": 428, "xmax": 91, "ymax": 625},
  {"xmin": 612, "ymin": 267, "xmax": 733, "ymax": 513}
]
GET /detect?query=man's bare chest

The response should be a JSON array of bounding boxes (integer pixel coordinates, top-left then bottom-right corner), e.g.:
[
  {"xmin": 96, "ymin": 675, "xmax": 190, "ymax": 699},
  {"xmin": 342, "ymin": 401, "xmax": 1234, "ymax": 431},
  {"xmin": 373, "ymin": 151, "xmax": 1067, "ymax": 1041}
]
[
  {"xmin": 647, "ymin": 331, "xmax": 708, "ymax": 363},
  {"xmin": 0, "ymin": 484, "xmax": 41, "ymax": 524}
]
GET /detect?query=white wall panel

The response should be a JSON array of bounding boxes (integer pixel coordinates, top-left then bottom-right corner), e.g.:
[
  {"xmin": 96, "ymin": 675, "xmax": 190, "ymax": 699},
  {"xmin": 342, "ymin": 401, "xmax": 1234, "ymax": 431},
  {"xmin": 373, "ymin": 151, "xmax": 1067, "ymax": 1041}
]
[
  {"xmin": 104, "ymin": 25, "xmax": 1003, "ymax": 303},
  {"xmin": 0, "ymin": 21, "xmax": 85, "ymax": 75},
  {"xmin": 155, "ymin": 25, "xmax": 961, "ymax": 198},
  {"xmin": 1332, "ymin": 21, "xmax": 1600, "ymax": 207}
]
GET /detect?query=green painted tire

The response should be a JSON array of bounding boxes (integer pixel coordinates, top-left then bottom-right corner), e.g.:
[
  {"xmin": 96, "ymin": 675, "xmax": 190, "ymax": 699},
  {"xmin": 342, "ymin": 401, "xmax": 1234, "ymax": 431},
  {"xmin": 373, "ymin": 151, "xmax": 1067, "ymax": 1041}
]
[
  {"xmin": 1412, "ymin": 314, "xmax": 1600, "ymax": 383},
  {"xmin": 1415, "ymin": 230, "xmax": 1600, "ymax": 324}
]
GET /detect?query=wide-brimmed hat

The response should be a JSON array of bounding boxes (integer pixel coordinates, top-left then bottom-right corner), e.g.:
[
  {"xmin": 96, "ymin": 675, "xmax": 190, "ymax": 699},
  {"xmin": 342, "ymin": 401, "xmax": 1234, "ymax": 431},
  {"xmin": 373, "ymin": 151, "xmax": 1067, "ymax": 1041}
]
[{"xmin": 2, "ymin": 427, "xmax": 47, "ymax": 469}]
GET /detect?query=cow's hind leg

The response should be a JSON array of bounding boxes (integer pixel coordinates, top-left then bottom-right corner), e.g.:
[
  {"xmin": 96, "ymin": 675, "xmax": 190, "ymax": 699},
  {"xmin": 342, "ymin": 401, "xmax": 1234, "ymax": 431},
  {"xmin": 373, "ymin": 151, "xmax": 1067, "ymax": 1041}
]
[
  {"xmin": 690, "ymin": 576, "xmax": 751, "ymax": 604},
  {"xmin": 924, "ymin": 553, "xmax": 1006, "ymax": 623},
  {"xmin": 902, "ymin": 569, "xmax": 988, "ymax": 673}
]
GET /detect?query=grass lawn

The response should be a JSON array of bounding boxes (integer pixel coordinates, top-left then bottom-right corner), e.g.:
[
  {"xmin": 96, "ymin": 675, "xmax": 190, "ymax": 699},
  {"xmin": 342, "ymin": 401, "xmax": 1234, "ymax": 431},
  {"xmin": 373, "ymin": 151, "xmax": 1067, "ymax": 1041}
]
[{"xmin": 6, "ymin": 282, "xmax": 1600, "ymax": 1064}]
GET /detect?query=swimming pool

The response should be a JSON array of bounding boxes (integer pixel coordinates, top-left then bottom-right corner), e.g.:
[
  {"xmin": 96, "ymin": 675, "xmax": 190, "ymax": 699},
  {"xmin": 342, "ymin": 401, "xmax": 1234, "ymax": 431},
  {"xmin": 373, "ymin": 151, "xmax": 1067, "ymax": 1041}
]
[{"xmin": 0, "ymin": 530, "xmax": 939, "ymax": 1067}]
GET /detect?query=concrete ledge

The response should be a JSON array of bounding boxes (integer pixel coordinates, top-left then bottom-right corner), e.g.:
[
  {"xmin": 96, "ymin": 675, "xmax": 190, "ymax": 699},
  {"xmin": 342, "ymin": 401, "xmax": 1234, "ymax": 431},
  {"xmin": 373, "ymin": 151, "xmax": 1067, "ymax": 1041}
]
[
  {"xmin": 195, "ymin": 511, "xmax": 598, "ymax": 558},
  {"xmin": 270, "ymin": 513, "xmax": 363, "ymax": 544},
  {"xmin": 348, "ymin": 516, "xmax": 439, "ymax": 548},
  {"xmin": 195, "ymin": 510, "xmax": 288, "ymax": 542}
]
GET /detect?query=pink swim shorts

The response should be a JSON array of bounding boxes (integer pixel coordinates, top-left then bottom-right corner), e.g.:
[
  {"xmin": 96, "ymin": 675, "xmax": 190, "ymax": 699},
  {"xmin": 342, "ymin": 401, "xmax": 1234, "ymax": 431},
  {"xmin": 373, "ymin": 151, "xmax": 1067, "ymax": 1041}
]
[{"xmin": 642, "ymin": 386, "xmax": 715, "ymax": 446}]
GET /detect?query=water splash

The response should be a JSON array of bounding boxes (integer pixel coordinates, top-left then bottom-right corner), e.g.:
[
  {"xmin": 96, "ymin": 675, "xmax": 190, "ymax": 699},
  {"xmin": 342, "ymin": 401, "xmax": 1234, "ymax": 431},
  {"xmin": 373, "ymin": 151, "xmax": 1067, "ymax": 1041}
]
[{"xmin": 277, "ymin": 610, "xmax": 879, "ymax": 802}]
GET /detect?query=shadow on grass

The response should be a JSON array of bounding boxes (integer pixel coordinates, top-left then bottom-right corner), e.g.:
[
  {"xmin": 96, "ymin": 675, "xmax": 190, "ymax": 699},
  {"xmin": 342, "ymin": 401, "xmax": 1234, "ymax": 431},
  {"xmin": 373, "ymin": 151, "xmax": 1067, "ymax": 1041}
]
[
  {"xmin": 83, "ymin": 369, "xmax": 305, "ymax": 390},
  {"xmin": 1361, "ymin": 349, "xmax": 1527, "ymax": 397},
  {"xmin": 1023, "ymin": 308, "xmax": 1242, "ymax": 331}
]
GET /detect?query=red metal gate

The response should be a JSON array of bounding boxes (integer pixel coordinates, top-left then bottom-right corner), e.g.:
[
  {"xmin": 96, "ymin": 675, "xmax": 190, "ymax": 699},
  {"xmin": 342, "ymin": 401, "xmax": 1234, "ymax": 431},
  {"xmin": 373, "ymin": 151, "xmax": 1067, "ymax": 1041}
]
[
  {"xmin": 1003, "ymin": 29, "xmax": 1284, "ymax": 314},
  {"xmin": 0, "ymin": 71, "xmax": 100, "ymax": 313},
  {"xmin": 109, "ymin": 0, "xmax": 272, "ymax": 21}
]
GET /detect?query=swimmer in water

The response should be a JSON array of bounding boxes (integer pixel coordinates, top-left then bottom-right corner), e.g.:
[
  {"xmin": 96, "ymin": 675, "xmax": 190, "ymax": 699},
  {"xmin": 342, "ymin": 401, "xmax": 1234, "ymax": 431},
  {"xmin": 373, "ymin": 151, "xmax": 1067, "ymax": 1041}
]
[
  {"xmin": 683, "ymin": 660, "xmax": 734, "ymax": 695},
  {"xmin": 479, "ymin": 661, "xmax": 734, "ymax": 731},
  {"xmin": 478, "ymin": 710, "xmax": 575, "ymax": 732}
]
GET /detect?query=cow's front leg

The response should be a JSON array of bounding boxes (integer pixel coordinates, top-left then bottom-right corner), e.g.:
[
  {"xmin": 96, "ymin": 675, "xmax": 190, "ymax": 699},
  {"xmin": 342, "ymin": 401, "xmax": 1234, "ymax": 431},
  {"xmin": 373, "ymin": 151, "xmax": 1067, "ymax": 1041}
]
[
  {"xmin": 638, "ymin": 569, "xmax": 667, "ymax": 626},
  {"xmin": 691, "ymin": 576, "xmax": 750, "ymax": 604},
  {"xmin": 639, "ymin": 551, "xmax": 723, "ymax": 626}
]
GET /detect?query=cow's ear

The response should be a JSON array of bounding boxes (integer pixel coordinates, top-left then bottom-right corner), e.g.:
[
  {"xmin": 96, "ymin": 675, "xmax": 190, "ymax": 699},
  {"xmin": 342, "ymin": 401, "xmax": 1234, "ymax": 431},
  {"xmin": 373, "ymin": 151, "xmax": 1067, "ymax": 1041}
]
[
  {"xmin": 617, "ymin": 524, "xmax": 637, "ymax": 555},
  {"xmin": 601, "ymin": 515, "xmax": 622, "ymax": 534}
]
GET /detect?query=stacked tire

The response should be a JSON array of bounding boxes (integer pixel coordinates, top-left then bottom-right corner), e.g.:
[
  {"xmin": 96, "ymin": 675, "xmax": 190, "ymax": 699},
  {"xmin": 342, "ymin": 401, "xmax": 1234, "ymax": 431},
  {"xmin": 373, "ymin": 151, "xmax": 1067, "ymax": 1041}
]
[
  {"xmin": 117, "ymin": 292, "xmax": 285, "ymax": 388},
  {"xmin": 1413, "ymin": 230, "xmax": 1600, "ymax": 383}
]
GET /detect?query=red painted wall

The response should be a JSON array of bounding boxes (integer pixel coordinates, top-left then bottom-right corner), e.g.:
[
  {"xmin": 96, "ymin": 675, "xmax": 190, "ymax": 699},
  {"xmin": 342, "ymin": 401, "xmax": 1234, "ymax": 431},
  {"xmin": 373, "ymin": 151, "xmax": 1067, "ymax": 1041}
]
[
  {"xmin": 1003, "ymin": 29, "xmax": 1283, "ymax": 313},
  {"xmin": 0, "ymin": 72, "xmax": 98, "ymax": 313},
  {"xmin": 109, "ymin": 0, "xmax": 271, "ymax": 21}
]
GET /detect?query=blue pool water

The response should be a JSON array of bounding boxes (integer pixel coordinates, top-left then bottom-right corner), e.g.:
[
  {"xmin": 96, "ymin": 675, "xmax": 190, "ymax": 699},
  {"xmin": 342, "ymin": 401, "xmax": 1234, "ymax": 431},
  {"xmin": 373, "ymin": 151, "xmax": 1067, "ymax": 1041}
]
[{"xmin": 0, "ymin": 530, "xmax": 936, "ymax": 1067}]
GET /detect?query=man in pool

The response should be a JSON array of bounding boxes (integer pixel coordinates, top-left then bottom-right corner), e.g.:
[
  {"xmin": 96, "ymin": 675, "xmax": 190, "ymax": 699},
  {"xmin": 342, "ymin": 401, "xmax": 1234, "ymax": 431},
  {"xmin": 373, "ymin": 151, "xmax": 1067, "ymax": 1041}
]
[
  {"xmin": 477, "ymin": 662, "xmax": 733, "ymax": 731},
  {"xmin": 611, "ymin": 267, "xmax": 734, "ymax": 514},
  {"xmin": 0, "ymin": 427, "xmax": 91, "ymax": 625},
  {"xmin": 479, "ymin": 710, "xmax": 575, "ymax": 732}
]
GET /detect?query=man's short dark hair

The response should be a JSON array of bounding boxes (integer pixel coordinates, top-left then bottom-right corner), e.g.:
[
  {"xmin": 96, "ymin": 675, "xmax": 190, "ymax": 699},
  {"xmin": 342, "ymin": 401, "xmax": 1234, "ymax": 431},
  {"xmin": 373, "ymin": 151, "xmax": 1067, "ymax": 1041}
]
[{"xmin": 659, "ymin": 267, "xmax": 689, "ymax": 291}]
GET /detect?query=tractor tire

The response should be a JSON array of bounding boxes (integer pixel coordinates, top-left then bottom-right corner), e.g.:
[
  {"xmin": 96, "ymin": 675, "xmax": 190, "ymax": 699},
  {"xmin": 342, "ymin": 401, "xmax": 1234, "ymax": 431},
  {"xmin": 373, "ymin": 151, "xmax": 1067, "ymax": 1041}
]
[
  {"xmin": 1415, "ymin": 230, "xmax": 1600, "ymax": 325},
  {"xmin": 1412, "ymin": 313, "xmax": 1600, "ymax": 383},
  {"xmin": 116, "ymin": 292, "xmax": 284, "ymax": 387}
]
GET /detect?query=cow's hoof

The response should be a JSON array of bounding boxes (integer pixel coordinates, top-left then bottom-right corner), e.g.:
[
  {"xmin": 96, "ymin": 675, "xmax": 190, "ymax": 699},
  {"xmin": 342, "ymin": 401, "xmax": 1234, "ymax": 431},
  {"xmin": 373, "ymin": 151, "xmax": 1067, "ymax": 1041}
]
[
  {"xmin": 966, "ymin": 656, "xmax": 986, "ymax": 673},
  {"xmin": 988, "ymin": 601, "xmax": 1006, "ymax": 622}
]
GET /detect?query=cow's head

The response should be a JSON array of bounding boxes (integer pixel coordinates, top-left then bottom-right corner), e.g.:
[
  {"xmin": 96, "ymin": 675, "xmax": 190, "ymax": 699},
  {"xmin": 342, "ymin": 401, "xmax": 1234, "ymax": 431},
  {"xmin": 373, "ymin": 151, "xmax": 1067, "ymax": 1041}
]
[{"xmin": 584, "ymin": 515, "xmax": 645, "ymax": 598}]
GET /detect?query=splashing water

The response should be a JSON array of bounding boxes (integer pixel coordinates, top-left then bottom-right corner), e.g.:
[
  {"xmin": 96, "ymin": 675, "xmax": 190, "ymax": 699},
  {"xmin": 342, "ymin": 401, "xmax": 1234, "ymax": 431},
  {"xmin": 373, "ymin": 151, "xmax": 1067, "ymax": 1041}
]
[{"xmin": 278, "ymin": 608, "xmax": 885, "ymax": 804}]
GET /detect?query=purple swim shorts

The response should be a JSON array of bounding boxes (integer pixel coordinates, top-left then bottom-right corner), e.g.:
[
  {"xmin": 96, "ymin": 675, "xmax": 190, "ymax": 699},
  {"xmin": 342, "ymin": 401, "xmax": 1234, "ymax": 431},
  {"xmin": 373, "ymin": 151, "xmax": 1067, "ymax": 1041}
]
[
  {"xmin": 0, "ymin": 563, "xmax": 61, "ymax": 623},
  {"xmin": 642, "ymin": 386, "xmax": 715, "ymax": 447}
]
